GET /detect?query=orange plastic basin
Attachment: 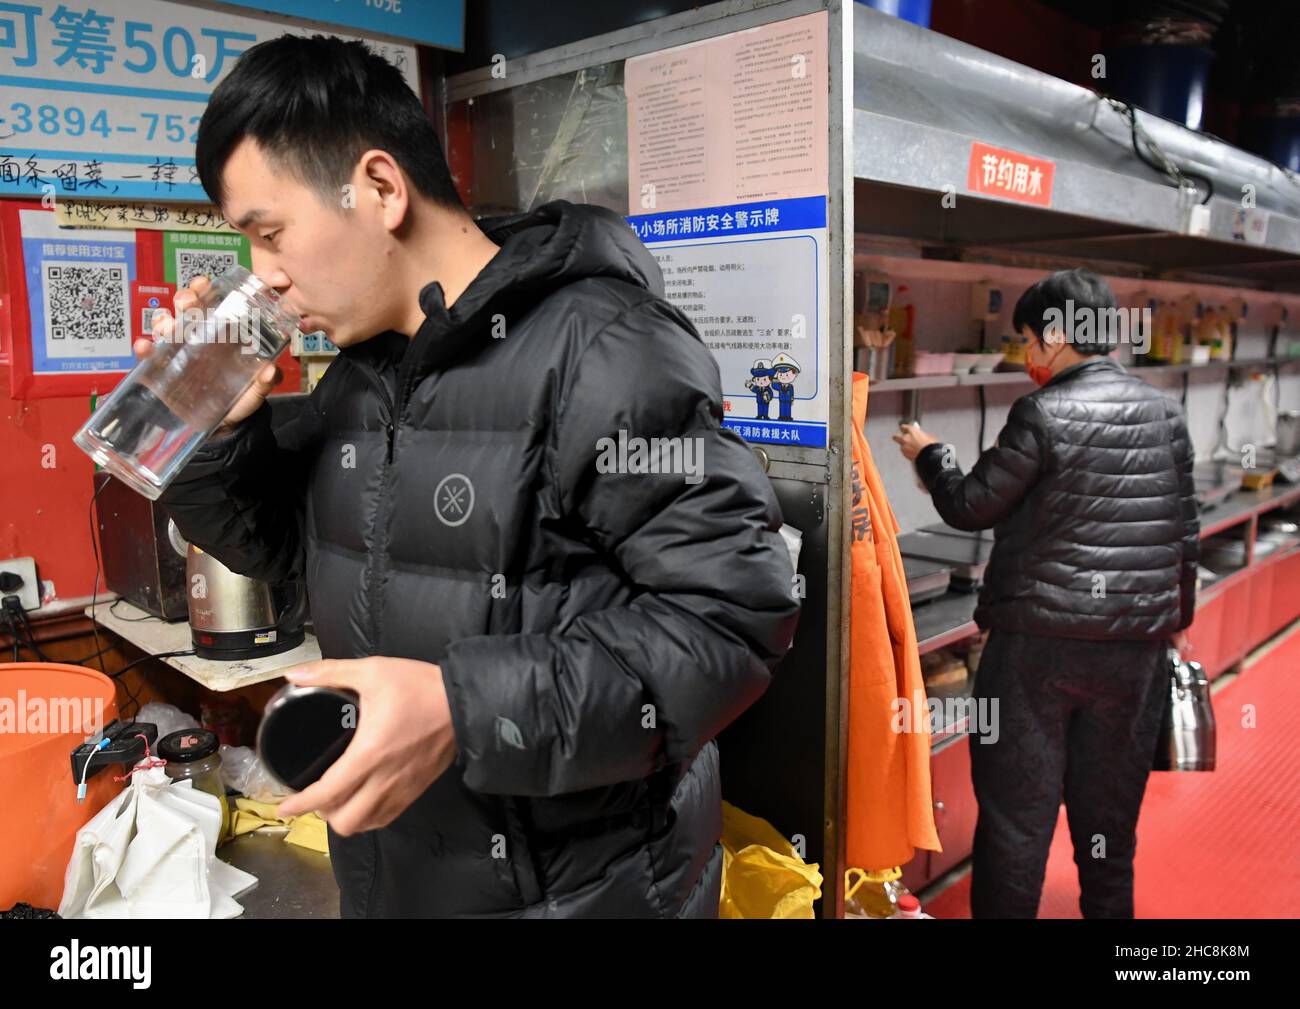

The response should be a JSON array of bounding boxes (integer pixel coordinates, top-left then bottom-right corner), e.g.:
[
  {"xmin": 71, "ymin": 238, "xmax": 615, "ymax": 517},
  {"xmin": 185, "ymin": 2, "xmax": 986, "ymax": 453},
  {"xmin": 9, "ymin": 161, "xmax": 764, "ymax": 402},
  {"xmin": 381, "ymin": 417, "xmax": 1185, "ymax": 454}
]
[{"xmin": 0, "ymin": 663, "xmax": 123, "ymax": 912}]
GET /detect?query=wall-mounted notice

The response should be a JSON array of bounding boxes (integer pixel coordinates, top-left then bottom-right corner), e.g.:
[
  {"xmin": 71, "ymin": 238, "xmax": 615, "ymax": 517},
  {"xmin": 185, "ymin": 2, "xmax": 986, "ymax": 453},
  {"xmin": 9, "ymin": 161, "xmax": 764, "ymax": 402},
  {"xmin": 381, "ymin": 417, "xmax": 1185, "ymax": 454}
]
[
  {"xmin": 0, "ymin": 0, "xmax": 418, "ymax": 201},
  {"xmin": 626, "ymin": 11, "xmax": 829, "ymax": 449},
  {"xmin": 626, "ymin": 10, "xmax": 828, "ymax": 215},
  {"xmin": 628, "ymin": 195, "xmax": 829, "ymax": 448}
]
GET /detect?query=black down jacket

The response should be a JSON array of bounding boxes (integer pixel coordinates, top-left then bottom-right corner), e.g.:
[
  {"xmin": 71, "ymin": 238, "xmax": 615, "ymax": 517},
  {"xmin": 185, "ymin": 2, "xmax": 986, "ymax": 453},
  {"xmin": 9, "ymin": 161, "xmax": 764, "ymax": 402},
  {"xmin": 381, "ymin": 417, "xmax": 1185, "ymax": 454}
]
[
  {"xmin": 160, "ymin": 199, "xmax": 800, "ymax": 917},
  {"xmin": 915, "ymin": 357, "xmax": 1199, "ymax": 640}
]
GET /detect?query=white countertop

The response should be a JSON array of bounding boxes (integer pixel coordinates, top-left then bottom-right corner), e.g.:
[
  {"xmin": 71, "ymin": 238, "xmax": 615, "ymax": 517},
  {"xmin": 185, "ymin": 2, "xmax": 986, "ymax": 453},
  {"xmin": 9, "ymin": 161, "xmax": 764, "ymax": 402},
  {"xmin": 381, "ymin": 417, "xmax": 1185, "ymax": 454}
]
[{"xmin": 84, "ymin": 599, "xmax": 321, "ymax": 692}]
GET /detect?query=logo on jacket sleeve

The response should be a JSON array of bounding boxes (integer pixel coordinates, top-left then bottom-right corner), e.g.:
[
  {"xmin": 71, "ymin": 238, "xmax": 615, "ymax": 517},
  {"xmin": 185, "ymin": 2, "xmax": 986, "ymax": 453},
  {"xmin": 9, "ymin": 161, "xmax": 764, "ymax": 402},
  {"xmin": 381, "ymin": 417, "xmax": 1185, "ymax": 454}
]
[
  {"xmin": 495, "ymin": 716, "xmax": 526, "ymax": 750},
  {"xmin": 434, "ymin": 473, "xmax": 475, "ymax": 526}
]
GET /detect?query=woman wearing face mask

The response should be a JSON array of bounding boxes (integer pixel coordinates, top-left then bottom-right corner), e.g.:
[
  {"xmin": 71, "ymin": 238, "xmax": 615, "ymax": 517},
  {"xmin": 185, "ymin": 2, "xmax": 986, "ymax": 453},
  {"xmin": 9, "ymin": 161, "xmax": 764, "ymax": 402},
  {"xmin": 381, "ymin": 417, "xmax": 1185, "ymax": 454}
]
[{"xmin": 892, "ymin": 268, "xmax": 1199, "ymax": 919}]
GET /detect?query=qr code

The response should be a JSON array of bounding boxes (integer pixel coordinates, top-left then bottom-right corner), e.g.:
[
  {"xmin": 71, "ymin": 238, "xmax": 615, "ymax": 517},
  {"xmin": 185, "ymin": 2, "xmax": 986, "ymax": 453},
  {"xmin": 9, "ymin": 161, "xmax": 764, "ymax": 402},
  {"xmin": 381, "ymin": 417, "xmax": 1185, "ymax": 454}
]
[
  {"xmin": 176, "ymin": 249, "xmax": 239, "ymax": 288},
  {"xmin": 44, "ymin": 263, "xmax": 128, "ymax": 348}
]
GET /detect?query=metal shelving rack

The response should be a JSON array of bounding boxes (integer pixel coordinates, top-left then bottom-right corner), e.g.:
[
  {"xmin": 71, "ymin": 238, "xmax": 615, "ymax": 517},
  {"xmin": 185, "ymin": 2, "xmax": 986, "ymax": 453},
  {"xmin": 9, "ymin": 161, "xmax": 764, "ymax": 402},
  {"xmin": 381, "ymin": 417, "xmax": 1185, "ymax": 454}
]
[{"xmin": 847, "ymin": 5, "xmax": 1300, "ymax": 898}]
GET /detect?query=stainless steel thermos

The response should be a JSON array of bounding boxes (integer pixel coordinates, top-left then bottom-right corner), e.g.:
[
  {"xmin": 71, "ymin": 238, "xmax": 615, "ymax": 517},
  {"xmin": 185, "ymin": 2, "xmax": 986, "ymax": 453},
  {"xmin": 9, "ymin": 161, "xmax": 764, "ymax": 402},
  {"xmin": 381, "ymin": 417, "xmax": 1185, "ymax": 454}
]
[{"xmin": 1153, "ymin": 647, "xmax": 1217, "ymax": 772}]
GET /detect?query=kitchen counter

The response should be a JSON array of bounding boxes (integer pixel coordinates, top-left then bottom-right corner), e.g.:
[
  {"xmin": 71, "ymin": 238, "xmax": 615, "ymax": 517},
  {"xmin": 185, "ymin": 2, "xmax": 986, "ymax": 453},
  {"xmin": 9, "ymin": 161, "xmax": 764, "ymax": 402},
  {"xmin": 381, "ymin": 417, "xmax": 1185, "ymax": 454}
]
[
  {"xmin": 912, "ymin": 590, "xmax": 978, "ymax": 653},
  {"xmin": 908, "ymin": 482, "xmax": 1300, "ymax": 658},
  {"xmin": 1199, "ymin": 483, "xmax": 1300, "ymax": 537},
  {"xmin": 85, "ymin": 598, "xmax": 321, "ymax": 692},
  {"xmin": 219, "ymin": 830, "xmax": 339, "ymax": 919}
]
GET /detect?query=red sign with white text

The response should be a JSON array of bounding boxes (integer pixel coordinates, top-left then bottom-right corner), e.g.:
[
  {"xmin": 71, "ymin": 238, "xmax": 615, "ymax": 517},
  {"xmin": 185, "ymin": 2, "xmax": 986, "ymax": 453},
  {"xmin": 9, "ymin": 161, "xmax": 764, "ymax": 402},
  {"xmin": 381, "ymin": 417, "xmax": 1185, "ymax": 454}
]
[{"xmin": 966, "ymin": 142, "xmax": 1055, "ymax": 207}]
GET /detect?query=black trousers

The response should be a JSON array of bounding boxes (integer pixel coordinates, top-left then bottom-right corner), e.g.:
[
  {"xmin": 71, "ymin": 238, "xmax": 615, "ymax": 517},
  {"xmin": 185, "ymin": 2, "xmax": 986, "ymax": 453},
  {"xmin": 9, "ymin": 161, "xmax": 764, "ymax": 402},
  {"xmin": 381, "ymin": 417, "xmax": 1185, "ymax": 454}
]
[{"xmin": 967, "ymin": 629, "xmax": 1168, "ymax": 918}]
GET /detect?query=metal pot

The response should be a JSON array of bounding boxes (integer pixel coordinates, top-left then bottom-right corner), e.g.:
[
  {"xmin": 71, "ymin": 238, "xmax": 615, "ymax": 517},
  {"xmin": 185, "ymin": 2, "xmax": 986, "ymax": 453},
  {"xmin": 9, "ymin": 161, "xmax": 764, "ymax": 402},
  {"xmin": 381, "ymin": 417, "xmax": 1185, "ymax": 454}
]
[{"xmin": 1277, "ymin": 410, "xmax": 1300, "ymax": 457}]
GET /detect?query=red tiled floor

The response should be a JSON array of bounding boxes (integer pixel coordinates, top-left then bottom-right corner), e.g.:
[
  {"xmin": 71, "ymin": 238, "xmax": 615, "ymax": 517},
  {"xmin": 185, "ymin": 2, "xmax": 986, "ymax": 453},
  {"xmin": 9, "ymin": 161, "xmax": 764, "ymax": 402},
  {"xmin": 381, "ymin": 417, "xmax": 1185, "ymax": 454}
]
[{"xmin": 925, "ymin": 626, "xmax": 1300, "ymax": 918}]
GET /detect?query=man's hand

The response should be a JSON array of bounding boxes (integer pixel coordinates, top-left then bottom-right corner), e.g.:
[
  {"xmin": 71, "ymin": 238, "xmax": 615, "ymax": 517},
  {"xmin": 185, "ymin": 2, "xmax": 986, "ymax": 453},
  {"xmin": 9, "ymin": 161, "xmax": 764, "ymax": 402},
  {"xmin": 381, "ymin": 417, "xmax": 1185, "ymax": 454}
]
[
  {"xmin": 275, "ymin": 657, "xmax": 458, "ymax": 835},
  {"xmin": 892, "ymin": 421, "xmax": 940, "ymax": 462},
  {"xmin": 138, "ymin": 275, "xmax": 281, "ymax": 438},
  {"xmin": 1169, "ymin": 630, "xmax": 1192, "ymax": 658}
]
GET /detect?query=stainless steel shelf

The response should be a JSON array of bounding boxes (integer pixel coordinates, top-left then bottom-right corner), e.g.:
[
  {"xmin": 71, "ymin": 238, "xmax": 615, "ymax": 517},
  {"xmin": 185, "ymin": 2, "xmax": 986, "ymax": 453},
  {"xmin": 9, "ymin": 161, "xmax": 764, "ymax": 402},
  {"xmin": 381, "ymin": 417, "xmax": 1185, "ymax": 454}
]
[
  {"xmin": 871, "ymin": 370, "xmax": 1030, "ymax": 390},
  {"xmin": 870, "ymin": 359, "xmax": 1300, "ymax": 397},
  {"xmin": 869, "ymin": 375, "xmax": 958, "ymax": 392},
  {"xmin": 852, "ymin": 7, "xmax": 1300, "ymax": 286},
  {"xmin": 956, "ymin": 370, "xmax": 1031, "ymax": 386},
  {"xmin": 1199, "ymin": 484, "xmax": 1300, "ymax": 539},
  {"xmin": 1233, "ymin": 357, "xmax": 1300, "ymax": 369},
  {"xmin": 1132, "ymin": 361, "xmax": 1229, "ymax": 375},
  {"xmin": 912, "ymin": 591, "xmax": 978, "ymax": 654}
]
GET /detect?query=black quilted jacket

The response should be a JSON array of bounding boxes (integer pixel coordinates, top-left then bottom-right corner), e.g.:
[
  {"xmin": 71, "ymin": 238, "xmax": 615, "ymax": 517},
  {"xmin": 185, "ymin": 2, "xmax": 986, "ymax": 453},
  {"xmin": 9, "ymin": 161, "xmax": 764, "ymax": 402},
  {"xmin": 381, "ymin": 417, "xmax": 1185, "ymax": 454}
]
[
  {"xmin": 160, "ymin": 199, "xmax": 800, "ymax": 917},
  {"xmin": 915, "ymin": 357, "xmax": 1199, "ymax": 640}
]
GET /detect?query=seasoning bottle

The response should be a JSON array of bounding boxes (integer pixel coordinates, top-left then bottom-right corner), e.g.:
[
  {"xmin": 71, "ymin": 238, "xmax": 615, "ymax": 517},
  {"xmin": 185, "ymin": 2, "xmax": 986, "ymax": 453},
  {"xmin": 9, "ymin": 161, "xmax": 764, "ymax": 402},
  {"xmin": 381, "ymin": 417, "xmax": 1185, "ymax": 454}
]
[{"xmin": 158, "ymin": 728, "xmax": 231, "ymax": 840}]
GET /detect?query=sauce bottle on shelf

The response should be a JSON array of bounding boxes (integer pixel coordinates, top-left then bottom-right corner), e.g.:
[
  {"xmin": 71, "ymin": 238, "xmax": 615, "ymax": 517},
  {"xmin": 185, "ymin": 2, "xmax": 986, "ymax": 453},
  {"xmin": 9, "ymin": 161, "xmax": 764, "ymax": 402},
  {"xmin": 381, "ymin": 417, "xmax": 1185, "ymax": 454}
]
[{"xmin": 889, "ymin": 286, "xmax": 916, "ymax": 378}]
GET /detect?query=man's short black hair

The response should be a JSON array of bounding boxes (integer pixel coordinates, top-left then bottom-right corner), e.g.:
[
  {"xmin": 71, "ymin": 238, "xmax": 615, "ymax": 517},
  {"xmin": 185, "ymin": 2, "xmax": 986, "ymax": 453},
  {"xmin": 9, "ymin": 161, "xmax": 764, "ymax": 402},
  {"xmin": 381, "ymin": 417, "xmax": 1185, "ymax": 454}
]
[
  {"xmin": 197, "ymin": 34, "xmax": 463, "ymax": 213},
  {"xmin": 1012, "ymin": 268, "xmax": 1117, "ymax": 356}
]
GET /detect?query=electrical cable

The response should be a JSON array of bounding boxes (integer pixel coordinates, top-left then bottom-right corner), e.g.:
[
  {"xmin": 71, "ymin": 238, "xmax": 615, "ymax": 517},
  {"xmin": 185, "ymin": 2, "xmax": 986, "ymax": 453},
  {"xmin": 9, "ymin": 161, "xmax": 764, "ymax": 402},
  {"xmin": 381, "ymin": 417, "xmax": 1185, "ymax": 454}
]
[
  {"xmin": 109, "ymin": 649, "xmax": 196, "ymax": 723},
  {"xmin": 17, "ymin": 606, "xmax": 51, "ymax": 662},
  {"xmin": 1, "ymin": 600, "xmax": 46, "ymax": 662},
  {"xmin": 3, "ymin": 608, "xmax": 20, "ymax": 663},
  {"xmin": 109, "ymin": 597, "xmax": 155, "ymax": 621},
  {"xmin": 977, "ymin": 320, "xmax": 988, "ymax": 452},
  {"xmin": 87, "ymin": 476, "xmax": 110, "ymax": 675},
  {"xmin": 0, "ymin": 591, "xmax": 123, "ymax": 666},
  {"xmin": 1103, "ymin": 95, "xmax": 1214, "ymax": 204}
]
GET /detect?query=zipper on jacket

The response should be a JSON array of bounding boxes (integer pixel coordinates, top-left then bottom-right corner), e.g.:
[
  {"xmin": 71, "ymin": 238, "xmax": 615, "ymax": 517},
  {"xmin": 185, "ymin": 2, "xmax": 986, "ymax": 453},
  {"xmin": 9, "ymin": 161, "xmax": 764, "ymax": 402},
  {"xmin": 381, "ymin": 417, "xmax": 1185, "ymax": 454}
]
[
  {"xmin": 348, "ymin": 358, "xmax": 401, "ymax": 651},
  {"xmin": 350, "ymin": 362, "xmax": 399, "ymax": 464},
  {"xmin": 351, "ymin": 337, "xmax": 432, "ymax": 651}
]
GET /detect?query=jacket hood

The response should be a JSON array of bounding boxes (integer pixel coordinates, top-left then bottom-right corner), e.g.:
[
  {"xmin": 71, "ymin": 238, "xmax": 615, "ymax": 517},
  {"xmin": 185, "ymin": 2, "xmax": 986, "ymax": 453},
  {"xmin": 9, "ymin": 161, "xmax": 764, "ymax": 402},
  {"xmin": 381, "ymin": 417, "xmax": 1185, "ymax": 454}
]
[
  {"xmin": 342, "ymin": 199, "xmax": 660, "ymax": 374},
  {"xmin": 474, "ymin": 199, "xmax": 663, "ymax": 298},
  {"xmin": 425, "ymin": 199, "xmax": 662, "ymax": 330}
]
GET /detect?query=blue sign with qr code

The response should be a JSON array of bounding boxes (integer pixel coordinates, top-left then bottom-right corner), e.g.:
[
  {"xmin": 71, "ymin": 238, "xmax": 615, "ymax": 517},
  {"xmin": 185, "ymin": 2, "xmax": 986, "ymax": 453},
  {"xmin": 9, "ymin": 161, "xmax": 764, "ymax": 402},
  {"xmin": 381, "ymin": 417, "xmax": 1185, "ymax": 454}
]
[{"xmin": 20, "ymin": 207, "xmax": 135, "ymax": 375}]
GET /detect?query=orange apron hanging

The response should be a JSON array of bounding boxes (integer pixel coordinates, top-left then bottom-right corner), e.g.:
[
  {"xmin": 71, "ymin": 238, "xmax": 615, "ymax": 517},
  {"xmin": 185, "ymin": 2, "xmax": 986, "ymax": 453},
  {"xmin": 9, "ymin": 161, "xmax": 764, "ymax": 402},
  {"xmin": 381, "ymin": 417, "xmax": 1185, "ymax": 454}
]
[{"xmin": 846, "ymin": 372, "xmax": 942, "ymax": 870}]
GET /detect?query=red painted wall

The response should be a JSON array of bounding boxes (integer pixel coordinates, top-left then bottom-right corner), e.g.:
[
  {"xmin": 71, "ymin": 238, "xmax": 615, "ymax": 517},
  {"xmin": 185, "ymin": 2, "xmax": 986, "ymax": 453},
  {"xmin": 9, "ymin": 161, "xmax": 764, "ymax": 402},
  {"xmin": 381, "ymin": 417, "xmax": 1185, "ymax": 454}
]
[{"xmin": 0, "ymin": 207, "xmax": 301, "ymax": 603}]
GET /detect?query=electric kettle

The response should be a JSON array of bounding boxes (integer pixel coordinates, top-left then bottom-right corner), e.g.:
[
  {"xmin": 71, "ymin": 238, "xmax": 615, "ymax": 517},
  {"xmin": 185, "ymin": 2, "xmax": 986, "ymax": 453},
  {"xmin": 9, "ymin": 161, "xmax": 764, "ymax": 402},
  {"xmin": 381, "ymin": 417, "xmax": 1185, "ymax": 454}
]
[{"xmin": 166, "ymin": 518, "xmax": 305, "ymax": 660}]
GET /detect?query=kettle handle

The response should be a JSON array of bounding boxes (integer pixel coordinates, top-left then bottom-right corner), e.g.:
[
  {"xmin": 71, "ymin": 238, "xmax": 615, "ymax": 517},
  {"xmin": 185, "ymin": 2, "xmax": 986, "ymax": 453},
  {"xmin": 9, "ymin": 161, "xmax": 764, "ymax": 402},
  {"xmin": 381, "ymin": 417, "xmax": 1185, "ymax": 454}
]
[
  {"xmin": 274, "ymin": 578, "xmax": 309, "ymax": 631},
  {"xmin": 165, "ymin": 517, "xmax": 190, "ymax": 559}
]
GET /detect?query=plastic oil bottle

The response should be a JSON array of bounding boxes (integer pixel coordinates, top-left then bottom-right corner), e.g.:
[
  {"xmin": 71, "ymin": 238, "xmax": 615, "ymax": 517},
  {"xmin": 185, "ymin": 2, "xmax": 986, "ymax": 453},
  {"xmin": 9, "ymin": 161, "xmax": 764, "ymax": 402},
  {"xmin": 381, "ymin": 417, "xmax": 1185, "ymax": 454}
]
[{"xmin": 845, "ymin": 866, "xmax": 911, "ymax": 918}]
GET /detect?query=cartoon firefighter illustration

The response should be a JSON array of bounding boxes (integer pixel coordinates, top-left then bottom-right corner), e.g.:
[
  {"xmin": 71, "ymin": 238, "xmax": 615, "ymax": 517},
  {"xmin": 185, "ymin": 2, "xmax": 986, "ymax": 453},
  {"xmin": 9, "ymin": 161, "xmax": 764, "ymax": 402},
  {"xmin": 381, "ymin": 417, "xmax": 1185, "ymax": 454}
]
[
  {"xmin": 744, "ymin": 358, "xmax": 774, "ymax": 419},
  {"xmin": 771, "ymin": 352, "xmax": 800, "ymax": 421}
]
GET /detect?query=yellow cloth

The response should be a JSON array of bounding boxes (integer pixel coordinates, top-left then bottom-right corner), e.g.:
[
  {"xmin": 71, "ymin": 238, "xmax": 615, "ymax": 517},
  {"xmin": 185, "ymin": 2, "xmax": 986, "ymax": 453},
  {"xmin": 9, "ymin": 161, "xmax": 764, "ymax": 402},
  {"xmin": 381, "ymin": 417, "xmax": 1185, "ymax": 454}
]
[
  {"xmin": 226, "ymin": 797, "xmax": 330, "ymax": 854},
  {"xmin": 719, "ymin": 801, "xmax": 822, "ymax": 919}
]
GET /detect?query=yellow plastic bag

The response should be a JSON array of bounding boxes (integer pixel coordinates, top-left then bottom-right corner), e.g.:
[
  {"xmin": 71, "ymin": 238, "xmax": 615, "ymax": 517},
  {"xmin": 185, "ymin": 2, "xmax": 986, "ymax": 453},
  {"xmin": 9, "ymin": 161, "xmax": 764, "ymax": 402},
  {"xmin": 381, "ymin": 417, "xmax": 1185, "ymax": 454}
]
[{"xmin": 719, "ymin": 801, "xmax": 823, "ymax": 919}]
